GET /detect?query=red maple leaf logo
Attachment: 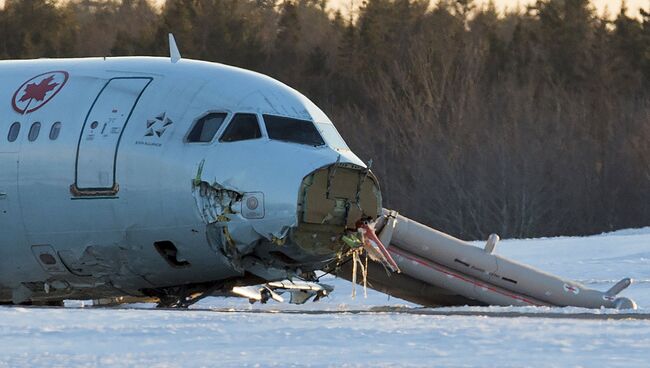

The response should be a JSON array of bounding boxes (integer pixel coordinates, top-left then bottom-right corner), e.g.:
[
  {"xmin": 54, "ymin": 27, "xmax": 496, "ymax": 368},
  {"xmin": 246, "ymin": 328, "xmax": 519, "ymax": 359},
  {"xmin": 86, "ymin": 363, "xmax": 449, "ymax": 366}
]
[{"xmin": 19, "ymin": 75, "xmax": 59, "ymax": 102}]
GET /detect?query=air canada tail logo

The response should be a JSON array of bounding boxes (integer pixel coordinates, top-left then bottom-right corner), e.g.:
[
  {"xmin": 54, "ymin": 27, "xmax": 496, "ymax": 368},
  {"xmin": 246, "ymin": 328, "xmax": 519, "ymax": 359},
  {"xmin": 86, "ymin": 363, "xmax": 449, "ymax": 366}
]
[{"xmin": 12, "ymin": 71, "xmax": 69, "ymax": 114}]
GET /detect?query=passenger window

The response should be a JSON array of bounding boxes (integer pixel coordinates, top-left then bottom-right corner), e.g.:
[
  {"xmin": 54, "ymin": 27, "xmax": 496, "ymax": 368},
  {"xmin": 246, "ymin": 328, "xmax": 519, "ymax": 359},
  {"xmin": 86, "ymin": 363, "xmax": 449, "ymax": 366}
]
[
  {"xmin": 263, "ymin": 115, "xmax": 325, "ymax": 146},
  {"xmin": 7, "ymin": 122, "xmax": 20, "ymax": 142},
  {"xmin": 220, "ymin": 113, "xmax": 262, "ymax": 142},
  {"xmin": 49, "ymin": 122, "xmax": 62, "ymax": 140},
  {"xmin": 186, "ymin": 113, "xmax": 227, "ymax": 143},
  {"xmin": 28, "ymin": 122, "xmax": 41, "ymax": 142}
]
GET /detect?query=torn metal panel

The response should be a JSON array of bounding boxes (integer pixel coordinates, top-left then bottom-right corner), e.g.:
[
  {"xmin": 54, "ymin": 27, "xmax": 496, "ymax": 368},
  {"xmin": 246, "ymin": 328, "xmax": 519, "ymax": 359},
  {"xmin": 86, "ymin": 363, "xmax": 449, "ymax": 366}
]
[
  {"xmin": 52, "ymin": 244, "xmax": 155, "ymax": 301},
  {"xmin": 11, "ymin": 284, "xmax": 34, "ymax": 304},
  {"xmin": 31, "ymin": 245, "xmax": 69, "ymax": 274},
  {"xmin": 192, "ymin": 183, "xmax": 242, "ymax": 225},
  {"xmin": 299, "ymin": 162, "xmax": 381, "ymax": 229},
  {"xmin": 291, "ymin": 163, "xmax": 382, "ymax": 260},
  {"xmin": 230, "ymin": 279, "xmax": 334, "ymax": 305},
  {"xmin": 204, "ymin": 214, "xmax": 262, "ymax": 273},
  {"xmin": 58, "ymin": 245, "xmax": 131, "ymax": 278},
  {"xmin": 267, "ymin": 279, "xmax": 334, "ymax": 304},
  {"xmin": 11, "ymin": 279, "xmax": 74, "ymax": 304},
  {"xmin": 240, "ymin": 256, "xmax": 293, "ymax": 281},
  {"xmin": 232, "ymin": 285, "xmax": 284, "ymax": 304},
  {"xmin": 92, "ymin": 296, "xmax": 158, "ymax": 306},
  {"xmin": 231, "ymin": 162, "xmax": 383, "ymax": 280},
  {"xmin": 191, "ymin": 159, "xmax": 243, "ymax": 222},
  {"xmin": 192, "ymin": 159, "xmax": 259, "ymax": 270}
]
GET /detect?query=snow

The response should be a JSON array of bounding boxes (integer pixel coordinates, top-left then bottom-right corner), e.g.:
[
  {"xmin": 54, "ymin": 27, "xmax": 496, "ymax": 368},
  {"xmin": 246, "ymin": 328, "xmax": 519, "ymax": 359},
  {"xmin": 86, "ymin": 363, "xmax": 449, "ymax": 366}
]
[{"xmin": 1, "ymin": 228, "xmax": 650, "ymax": 367}]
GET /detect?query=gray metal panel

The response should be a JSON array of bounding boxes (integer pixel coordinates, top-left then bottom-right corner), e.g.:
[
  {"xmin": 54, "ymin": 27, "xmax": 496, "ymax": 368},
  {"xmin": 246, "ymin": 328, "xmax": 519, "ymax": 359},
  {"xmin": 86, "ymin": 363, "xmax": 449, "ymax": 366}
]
[
  {"xmin": 0, "ymin": 153, "xmax": 36, "ymax": 288},
  {"xmin": 0, "ymin": 154, "xmax": 20, "ymax": 242}
]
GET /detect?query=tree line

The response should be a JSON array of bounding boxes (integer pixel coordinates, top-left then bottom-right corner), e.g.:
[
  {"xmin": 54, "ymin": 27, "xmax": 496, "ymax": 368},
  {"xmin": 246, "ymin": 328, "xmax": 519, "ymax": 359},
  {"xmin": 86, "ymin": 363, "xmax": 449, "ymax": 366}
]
[{"xmin": 1, "ymin": 0, "xmax": 648, "ymax": 240}]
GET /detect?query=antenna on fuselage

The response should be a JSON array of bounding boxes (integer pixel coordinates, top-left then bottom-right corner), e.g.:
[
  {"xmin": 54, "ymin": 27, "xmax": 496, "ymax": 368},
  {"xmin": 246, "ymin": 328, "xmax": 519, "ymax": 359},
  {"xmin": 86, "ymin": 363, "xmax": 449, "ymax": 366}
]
[{"xmin": 169, "ymin": 33, "xmax": 181, "ymax": 63}]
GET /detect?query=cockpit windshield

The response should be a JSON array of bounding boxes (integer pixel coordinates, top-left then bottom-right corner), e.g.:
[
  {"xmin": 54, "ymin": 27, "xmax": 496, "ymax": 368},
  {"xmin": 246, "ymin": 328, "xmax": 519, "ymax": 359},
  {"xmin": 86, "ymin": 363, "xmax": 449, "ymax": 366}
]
[
  {"xmin": 263, "ymin": 115, "xmax": 325, "ymax": 147},
  {"xmin": 315, "ymin": 122, "xmax": 349, "ymax": 150}
]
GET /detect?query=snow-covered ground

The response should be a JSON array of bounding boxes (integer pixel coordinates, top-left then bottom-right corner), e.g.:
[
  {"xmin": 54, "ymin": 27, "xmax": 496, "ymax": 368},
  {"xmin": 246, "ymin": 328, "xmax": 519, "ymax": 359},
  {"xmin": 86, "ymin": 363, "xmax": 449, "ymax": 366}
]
[{"xmin": 1, "ymin": 228, "xmax": 649, "ymax": 367}]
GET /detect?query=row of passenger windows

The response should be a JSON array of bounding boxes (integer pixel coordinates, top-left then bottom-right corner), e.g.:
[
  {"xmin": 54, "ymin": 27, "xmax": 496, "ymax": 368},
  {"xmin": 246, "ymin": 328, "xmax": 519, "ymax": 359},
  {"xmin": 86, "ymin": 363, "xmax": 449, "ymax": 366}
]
[
  {"xmin": 5, "ymin": 113, "xmax": 342, "ymax": 149},
  {"xmin": 7, "ymin": 121, "xmax": 62, "ymax": 142},
  {"xmin": 187, "ymin": 113, "xmax": 325, "ymax": 147}
]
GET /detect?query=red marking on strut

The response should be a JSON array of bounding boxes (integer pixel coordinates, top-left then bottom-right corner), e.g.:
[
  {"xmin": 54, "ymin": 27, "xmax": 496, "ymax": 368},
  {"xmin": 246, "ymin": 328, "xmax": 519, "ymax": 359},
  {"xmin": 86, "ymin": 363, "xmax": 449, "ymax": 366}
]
[
  {"xmin": 388, "ymin": 247, "xmax": 543, "ymax": 306},
  {"xmin": 564, "ymin": 284, "xmax": 580, "ymax": 294},
  {"xmin": 359, "ymin": 223, "xmax": 400, "ymax": 272}
]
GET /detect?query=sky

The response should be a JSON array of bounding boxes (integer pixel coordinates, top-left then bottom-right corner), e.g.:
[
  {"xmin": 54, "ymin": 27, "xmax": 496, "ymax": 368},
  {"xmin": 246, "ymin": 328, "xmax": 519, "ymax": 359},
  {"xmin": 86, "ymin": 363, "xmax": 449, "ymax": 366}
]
[
  {"xmin": 0, "ymin": 0, "xmax": 646, "ymax": 18},
  {"xmin": 327, "ymin": 0, "xmax": 649, "ymax": 18},
  {"xmin": 142, "ymin": 0, "xmax": 648, "ymax": 15}
]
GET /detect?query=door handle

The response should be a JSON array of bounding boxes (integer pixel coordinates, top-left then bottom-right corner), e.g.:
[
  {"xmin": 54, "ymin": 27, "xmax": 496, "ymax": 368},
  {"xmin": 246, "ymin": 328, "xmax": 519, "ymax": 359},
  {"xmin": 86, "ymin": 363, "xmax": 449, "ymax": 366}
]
[{"xmin": 0, "ymin": 192, "xmax": 7, "ymax": 199}]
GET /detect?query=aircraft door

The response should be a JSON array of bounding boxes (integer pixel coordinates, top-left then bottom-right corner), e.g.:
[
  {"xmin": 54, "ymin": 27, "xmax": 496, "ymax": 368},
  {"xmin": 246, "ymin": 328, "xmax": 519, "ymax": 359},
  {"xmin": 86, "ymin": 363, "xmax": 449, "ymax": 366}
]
[
  {"xmin": 0, "ymin": 153, "xmax": 22, "ymax": 244},
  {"xmin": 73, "ymin": 77, "xmax": 152, "ymax": 195}
]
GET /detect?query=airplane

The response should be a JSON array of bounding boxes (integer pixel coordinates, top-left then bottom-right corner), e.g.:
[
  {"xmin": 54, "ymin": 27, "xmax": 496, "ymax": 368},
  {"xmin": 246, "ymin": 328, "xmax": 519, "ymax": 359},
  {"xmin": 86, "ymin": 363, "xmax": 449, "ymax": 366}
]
[
  {"xmin": 0, "ymin": 35, "xmax": 637, "ymax": 310},
  {"xmin": 0, "ymin": 35, "xmax": 382, "ymax": 307}
]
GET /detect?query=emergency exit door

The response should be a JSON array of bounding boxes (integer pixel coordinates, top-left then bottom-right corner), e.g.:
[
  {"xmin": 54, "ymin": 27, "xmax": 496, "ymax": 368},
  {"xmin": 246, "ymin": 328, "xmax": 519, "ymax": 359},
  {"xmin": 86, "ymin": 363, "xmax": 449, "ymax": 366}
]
[{"xmin": 73, "ymin": 77, "xmax": 152, "ymax": 195}]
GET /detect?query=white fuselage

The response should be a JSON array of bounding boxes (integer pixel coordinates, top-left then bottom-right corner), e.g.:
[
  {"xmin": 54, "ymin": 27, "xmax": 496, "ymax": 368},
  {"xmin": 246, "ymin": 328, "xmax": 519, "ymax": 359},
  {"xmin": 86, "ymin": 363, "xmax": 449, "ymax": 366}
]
[{"xmin": 0, "ymin": 57, "xmax": 374, "ymax": 303}]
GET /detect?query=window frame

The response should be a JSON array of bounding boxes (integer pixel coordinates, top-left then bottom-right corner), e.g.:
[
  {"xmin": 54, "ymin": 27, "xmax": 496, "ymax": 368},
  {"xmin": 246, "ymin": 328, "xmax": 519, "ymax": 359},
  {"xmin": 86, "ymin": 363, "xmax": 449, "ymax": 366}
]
[
  {"xmin": 315, "ymin": 122, "xmax": 350, "ymax": 151},
  {"xmin": 7, "ymin": 122, "xmax": 20, "ymax": 142},
  {"xmin": 49, "ymin": 122, "xmax": 62, "ymax": 141},
  {"xmin": 262, "ymin": 114, "xmax": 326, "ymax": 147},
  {"xmin": 28, "ymin": 122, "xmax": 41, "ymax": 142},
  {"xmin": 184, "ymin": 111, "xmax": 231, "ymax": 144},
  {"xmin": 219, "ymin": 113, "xmax": 264, "ymax": 143}
]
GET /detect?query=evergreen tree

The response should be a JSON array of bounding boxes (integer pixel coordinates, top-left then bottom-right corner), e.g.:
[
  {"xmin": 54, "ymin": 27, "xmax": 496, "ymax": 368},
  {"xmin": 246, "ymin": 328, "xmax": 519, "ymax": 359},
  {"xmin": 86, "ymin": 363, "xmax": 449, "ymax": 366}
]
[{"xmin": 0, "ymin": 0, "xmax": 646, "ymax": 238}]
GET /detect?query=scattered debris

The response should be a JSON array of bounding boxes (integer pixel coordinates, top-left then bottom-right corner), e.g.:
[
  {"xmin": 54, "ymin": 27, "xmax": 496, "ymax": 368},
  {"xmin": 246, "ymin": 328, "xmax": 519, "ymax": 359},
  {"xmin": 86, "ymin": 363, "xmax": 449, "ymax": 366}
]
[{"xmin": 232, "ymin": 279, "xmax": 334, "ymax": 305}]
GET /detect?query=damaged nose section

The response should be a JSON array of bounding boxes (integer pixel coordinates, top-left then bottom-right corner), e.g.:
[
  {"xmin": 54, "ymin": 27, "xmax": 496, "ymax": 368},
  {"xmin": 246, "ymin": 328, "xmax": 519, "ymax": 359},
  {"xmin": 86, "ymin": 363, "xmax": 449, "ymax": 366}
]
[
  {"xmin": 250, "ymin": 162, "xmax": 383, "ymax": 273},
  {"xmin": 292, "ymin": 162, "xmax": 382, "ymax": 256},
  {"xmin": 192, "ymin": 159, "xmax": 382, "ymax": 284},
  {"xmin": 300, "ymin": 163, "xmax": 382, "ymax": 228}
]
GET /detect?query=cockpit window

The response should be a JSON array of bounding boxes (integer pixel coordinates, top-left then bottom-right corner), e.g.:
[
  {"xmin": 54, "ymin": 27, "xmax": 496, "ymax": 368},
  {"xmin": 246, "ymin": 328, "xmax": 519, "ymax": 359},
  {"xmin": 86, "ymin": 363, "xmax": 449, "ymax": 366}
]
[
  {"xmin": 186, "ymin": 113, "xmax": 227, "ymax": 143},
  {"xmin": 220, "ymin": 113, "xmax": 262, "ymax": 142},
  {"xmin": 263, "ymin": 115, "xmax": 325, "ymax": 147},
  {"xmin": 316, "ymin": 123, "xmax": 349, "ymax": 150}
]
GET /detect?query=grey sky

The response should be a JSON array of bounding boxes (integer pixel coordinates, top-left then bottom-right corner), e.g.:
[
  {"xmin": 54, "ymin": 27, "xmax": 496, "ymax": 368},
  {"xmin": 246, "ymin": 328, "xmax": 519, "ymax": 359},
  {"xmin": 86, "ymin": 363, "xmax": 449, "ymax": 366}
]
[{"xmin": 329, "ymin": 0, "xmax": 647, "ymax": 18}]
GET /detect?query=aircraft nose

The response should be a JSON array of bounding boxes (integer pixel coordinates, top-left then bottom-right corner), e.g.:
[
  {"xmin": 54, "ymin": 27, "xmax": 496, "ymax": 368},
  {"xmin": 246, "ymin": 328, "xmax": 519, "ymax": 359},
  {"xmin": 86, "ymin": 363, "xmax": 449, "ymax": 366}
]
[{"xmin": 291, "ymin": 162, "xmax": 383, "ymax": 256}]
